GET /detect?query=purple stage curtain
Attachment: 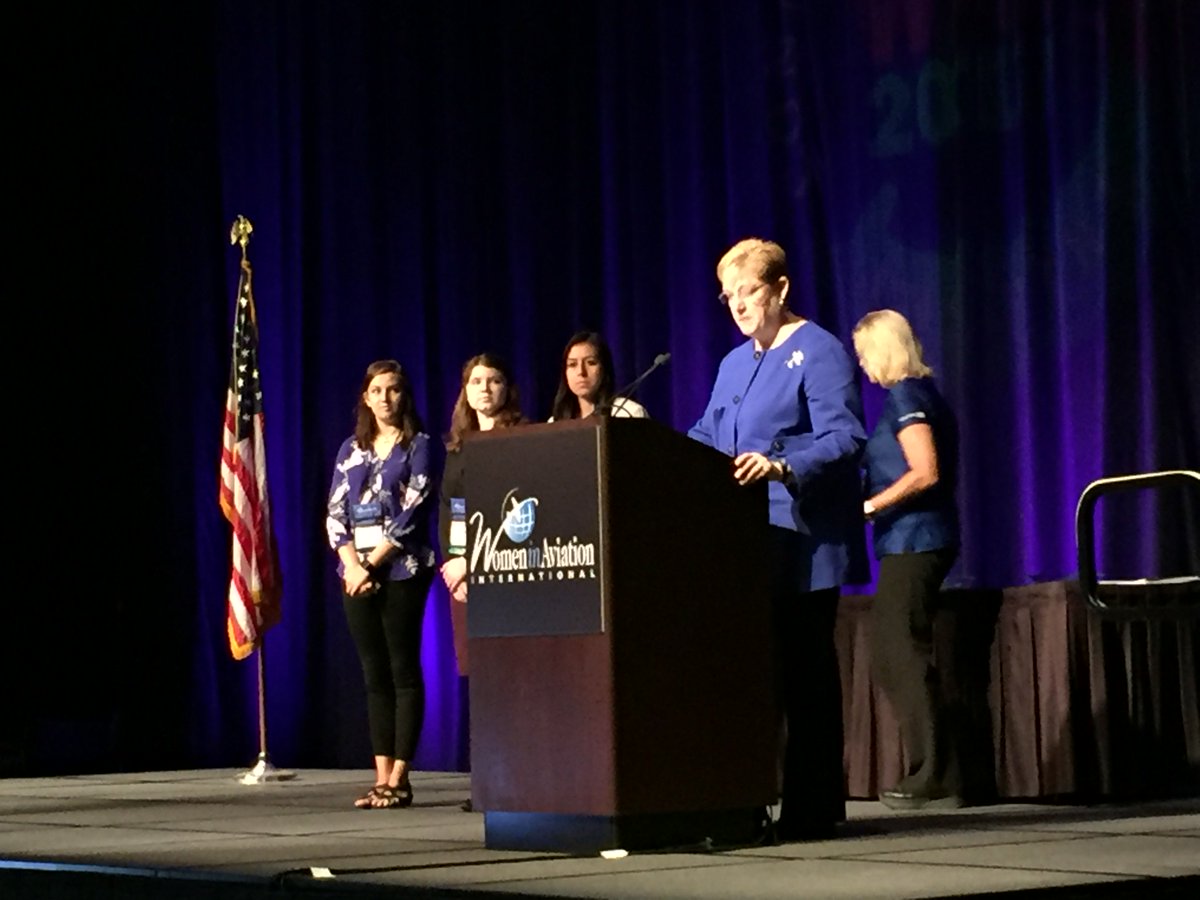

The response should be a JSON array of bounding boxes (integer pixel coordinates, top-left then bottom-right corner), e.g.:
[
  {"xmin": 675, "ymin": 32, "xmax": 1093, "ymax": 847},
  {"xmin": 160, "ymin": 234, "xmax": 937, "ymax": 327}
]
[{"xmin": 10, "ymin": 1, "xmax": 1198, "ymax": 777}]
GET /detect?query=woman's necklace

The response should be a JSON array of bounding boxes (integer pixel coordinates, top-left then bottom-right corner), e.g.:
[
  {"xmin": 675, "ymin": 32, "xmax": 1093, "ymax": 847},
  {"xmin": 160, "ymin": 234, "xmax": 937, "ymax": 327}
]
[{"xmin": 376, "ymin": 428, "xmax": 402, "ymax": 457}]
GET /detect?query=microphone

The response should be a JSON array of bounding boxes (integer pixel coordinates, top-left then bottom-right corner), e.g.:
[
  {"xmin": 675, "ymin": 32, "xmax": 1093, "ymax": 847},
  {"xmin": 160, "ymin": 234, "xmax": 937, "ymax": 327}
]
[{"xmin": 599, "ymin": 353, "xmax": 671, "ymax": 417}]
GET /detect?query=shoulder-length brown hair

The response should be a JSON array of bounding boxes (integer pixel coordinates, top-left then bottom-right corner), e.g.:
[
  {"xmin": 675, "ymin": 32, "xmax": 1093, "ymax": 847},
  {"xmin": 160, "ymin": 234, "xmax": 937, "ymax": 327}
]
[
  {"xmin": 445, "ymin": 353, "xmax": 524, "ymax": 452},
  {"xmin": 353, "ymin": 359, "xmax": 424, "ymax": 450}
]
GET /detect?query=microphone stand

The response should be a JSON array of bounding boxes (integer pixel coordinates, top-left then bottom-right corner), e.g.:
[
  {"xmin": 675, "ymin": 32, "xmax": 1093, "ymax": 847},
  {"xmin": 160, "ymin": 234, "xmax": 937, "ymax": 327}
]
[{"xmin": 598, "ymin": 353, "xmax": 670, "ymax": 417}]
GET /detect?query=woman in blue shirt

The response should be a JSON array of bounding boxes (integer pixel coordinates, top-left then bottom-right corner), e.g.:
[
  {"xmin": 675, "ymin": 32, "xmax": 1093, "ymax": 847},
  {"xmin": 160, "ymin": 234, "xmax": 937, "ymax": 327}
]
[
  {"xmin": 853, "ymin": 309, "xmax": 961, "ymax": 810},
  {"xmin": 327, "ymin": 360, "xmax": 437, "ymax": 810},
  {"xmin": 689, "ymin": 238, "xmax": 866, "ymax": 841}
]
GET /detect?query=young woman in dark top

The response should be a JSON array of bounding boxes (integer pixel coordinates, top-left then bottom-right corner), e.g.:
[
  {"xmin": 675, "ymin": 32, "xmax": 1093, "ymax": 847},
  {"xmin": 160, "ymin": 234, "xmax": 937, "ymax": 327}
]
[{"xmin": 437, "ymin": 353, "xmax": 524, "ymax": 813}]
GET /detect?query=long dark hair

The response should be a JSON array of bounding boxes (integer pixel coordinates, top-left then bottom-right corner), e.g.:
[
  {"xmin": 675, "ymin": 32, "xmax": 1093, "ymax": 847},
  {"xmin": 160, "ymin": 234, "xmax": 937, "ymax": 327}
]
[
  {"xmin": 445, "ymin": 352, "xmax": 524, "ymax": 452},
  {"xmin": 549, "ymin": 331, "xmax": 616, "ymax": 421},
  {"xmin": 353, "ymin": 359, "xmax": 424, "ymax": 450}
]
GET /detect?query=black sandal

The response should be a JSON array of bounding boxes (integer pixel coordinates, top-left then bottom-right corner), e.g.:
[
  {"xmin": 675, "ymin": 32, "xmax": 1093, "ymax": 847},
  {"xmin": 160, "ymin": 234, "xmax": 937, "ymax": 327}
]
[
  {"xmin": 370, "ymin": 781, "xmax": 412, "ymax": 809},
  {"xmin": 386, "ymin": 776, "xmax": 414, "ymax": 809},
  {"xmin": 354, "ymin": 784, "xmax": 388, "ymax": 809},
  {"xmin": 372, "ymin": 786, "xmax": 398, "ymax": 808}
]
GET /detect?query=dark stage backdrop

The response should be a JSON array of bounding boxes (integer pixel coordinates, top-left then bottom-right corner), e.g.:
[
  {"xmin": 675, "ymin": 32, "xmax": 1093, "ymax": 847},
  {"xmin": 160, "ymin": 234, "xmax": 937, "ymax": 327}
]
[{"xmin": 9, "ymin": 1, "xmax": 1197, "ymax": 777}]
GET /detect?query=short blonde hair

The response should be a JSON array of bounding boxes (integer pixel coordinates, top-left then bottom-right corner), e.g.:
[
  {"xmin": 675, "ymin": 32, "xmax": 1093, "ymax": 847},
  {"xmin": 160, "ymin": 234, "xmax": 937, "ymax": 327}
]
[
  {"xmin": 852, "ymin": 309, "xmax": 933, "ymax": 387},
  {"xmin": 717, "ymin": 237, "xmax": 788, "ymax": 284}
]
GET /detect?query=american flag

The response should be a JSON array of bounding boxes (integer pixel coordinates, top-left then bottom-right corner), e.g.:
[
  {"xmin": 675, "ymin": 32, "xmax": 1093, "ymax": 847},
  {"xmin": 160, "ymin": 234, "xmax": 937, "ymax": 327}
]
[{"xmin": 219, "ymin": 258, "xmax": 281, "ymax": 660}]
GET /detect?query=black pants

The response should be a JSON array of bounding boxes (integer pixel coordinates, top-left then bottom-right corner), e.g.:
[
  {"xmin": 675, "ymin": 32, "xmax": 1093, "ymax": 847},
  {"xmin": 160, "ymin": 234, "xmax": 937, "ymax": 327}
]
[
  {"xmin": 870, "ymin": 548, "xmax": 959, "ymax": 796},
  {"xmin": 769, "ymin": 531, "xmax": 846, "ymax": 829},
  {"xmin": 343, "ymin": 570, "xmax": 434, "ymax": 761}
]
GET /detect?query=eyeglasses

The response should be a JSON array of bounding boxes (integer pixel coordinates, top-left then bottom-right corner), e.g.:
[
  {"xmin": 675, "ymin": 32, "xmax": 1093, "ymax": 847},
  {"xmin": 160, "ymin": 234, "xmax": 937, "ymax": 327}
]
[{"xmin": 718, "ymin": 282, "xmax": 769, "ymax": 307}]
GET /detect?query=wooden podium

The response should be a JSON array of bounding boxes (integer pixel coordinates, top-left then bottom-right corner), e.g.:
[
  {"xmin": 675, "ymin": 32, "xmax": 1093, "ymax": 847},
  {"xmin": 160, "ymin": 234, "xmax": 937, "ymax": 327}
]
[{"xmin": 462, "ymin": 417, "xmax": 776, "ymax": 852}]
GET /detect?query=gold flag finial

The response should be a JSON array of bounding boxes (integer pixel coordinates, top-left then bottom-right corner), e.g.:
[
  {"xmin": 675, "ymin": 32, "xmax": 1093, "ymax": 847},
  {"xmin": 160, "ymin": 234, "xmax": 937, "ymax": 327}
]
[{"xmin": 230, "ymin": 215, "xmax": 254, "ymax": 262}]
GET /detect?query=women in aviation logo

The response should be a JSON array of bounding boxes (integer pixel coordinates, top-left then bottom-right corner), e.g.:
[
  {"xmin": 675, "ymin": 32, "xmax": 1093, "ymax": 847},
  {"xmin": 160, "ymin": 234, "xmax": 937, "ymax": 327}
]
[{"xmin": 468, "ymin": 489, "xmax": 597, "ymax": 583}]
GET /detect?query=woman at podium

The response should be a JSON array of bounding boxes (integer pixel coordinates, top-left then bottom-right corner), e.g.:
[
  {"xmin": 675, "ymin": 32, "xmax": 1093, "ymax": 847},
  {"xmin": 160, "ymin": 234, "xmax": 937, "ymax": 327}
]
[
  {"xmin": 853, "ymin": 310, "xmax": 962, "ymax": 811},
  {"xmin": 688, "ymin": 238, "xmax": 866, "ymax": 841},
  {"xmin": 548, "ymin": 331, "xmax": 649, "ymax": 420},
  {"xmin": 326, "ymin": 360, "xmax": 437, "ymax": 810}
]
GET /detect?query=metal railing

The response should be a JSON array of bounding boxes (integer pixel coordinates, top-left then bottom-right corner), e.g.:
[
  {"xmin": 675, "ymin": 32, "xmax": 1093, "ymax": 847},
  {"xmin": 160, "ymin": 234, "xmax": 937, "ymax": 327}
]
[{"xmin": 1074, "ymin": 469, "xmax": 1200, "ymax": 617}]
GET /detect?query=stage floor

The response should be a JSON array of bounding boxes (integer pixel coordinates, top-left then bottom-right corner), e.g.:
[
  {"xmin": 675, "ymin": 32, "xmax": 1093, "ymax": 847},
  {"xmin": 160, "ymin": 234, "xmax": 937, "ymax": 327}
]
[{"xmin": 0, "ymin": 769, "xmax": 1197, "ymax": 899}]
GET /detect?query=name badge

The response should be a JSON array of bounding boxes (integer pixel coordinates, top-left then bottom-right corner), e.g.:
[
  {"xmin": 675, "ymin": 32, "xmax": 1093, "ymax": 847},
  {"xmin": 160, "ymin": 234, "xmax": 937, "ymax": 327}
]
[
  {"xmin": 352, "ymin": 502, "xmax": 384, "ymax": 551},
  {"xmin": 352, "ymin": 502, "xmax": 383, "ymax": 524},
  {"xmin": 448, "ymin": 497, "xmax": 467, "ymax": 556}
]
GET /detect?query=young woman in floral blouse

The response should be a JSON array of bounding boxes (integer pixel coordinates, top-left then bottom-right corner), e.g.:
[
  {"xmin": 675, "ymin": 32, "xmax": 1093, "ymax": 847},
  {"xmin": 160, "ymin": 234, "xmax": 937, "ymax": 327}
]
[{"xmin": 327, "ymin": 359, "xmax": 436, "ymax": 809}]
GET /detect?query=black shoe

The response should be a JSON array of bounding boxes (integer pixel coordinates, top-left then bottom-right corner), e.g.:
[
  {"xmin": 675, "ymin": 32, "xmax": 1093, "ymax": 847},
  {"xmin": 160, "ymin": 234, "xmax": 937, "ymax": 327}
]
[
  {"xmin": 879, "ymin": 788, "xmax": 964, "ymax": 811},
  {"xmin": 774, "ymin": 818, "xmax": 837, "ymax": 842}
]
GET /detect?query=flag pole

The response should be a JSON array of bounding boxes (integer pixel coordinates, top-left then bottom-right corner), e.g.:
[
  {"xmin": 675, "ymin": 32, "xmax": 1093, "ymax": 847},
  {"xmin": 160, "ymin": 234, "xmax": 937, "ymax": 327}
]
[
  {"xmin": 224, "ymin": 215, "xmax": 294, "ymax": 785},
  {"xmin": 238, "ymin": 636, "xmax": 295, "ymax": 784}
]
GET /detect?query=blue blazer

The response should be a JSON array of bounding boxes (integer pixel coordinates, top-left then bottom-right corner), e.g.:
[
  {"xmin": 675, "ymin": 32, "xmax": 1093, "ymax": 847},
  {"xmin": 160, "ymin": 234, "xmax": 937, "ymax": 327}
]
[{"xmin": 689, "ymin": 321, "xmax": 867, "ymax": 591}]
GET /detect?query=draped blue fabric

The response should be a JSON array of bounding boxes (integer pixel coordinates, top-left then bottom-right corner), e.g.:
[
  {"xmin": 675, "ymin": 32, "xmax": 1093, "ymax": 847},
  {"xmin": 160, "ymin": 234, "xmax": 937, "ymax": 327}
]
[{"xmin": 14, "ymin": 0, "xmax": 1197, "ymax": 775}]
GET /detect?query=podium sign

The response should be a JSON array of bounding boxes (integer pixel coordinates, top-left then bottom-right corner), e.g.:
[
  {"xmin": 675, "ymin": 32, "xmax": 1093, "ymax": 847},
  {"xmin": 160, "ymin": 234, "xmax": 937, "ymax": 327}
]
[{"xmin": 464, "ymin": 423, "xmax": 605, "ymax": 637}]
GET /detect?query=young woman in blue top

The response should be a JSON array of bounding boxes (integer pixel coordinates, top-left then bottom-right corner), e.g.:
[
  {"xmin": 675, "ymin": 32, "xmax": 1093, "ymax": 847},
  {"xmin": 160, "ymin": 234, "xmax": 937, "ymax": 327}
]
[
  {"xmin": 326, "ymin": 360, "xmax": 437, "ymax": 810},
  {"xmin": 853, "ymin": 309, "xmax": 962, "ymax": 810},
  {"xmin": 689, "ymin": 237, "xmax": 866, "ymax": 841}
]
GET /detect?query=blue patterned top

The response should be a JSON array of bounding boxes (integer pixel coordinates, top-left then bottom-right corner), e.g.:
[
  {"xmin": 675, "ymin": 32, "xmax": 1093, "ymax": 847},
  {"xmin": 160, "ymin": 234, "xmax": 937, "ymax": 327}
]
[
  {"xmin": 689, "ymin": 321, "xmax": 867, "ymax": 590},
  {"xmin": 326, "ymin": 432, "xmax": 437, "ymax": 580}
]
